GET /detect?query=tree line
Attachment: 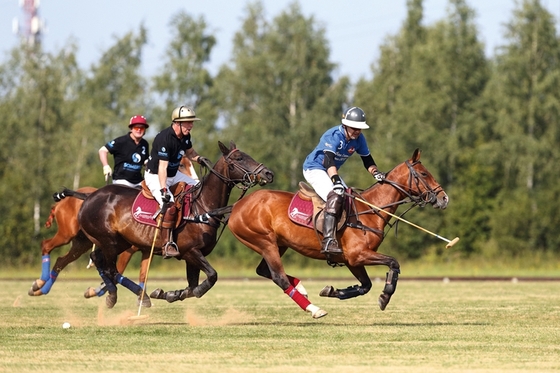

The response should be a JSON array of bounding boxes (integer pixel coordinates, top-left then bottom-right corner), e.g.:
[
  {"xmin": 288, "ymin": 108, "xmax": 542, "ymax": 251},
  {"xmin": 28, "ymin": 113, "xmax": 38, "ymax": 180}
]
[{"xmin": 1, "ymin": 0, "xmax": 559, "ymax": 268}]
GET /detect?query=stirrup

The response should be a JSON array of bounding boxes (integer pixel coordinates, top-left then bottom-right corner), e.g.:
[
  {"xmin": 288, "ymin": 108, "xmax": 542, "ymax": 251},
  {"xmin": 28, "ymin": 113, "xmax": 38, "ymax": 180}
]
[
  {"xmin": 162, "ymin": 241, "xmax": 180, "ymax": 259},
  {"xmin": 320, "ymin": 238, "xmax": 343, "ymax": 255}
]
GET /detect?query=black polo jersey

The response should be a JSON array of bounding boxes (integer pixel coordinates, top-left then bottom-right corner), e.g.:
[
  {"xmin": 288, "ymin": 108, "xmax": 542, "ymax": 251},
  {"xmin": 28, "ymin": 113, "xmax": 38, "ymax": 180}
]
[
  {"xmin": 146, "ymin": 125, "xmax": 192, "ymax": 177},
  {"xmin": 105, "ymin": 133, "xmax": 149, "ymax": 184}
]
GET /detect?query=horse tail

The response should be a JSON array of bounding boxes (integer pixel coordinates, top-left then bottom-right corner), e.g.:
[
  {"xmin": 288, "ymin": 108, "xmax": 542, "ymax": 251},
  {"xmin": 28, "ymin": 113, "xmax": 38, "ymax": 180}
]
[
  {"xmin": 52, "ymin": 188, "xmax": 90, "ymax": 202},
  {"xmin": 44, "ymin": 206, "xmax": 56, "ymax": 228}
]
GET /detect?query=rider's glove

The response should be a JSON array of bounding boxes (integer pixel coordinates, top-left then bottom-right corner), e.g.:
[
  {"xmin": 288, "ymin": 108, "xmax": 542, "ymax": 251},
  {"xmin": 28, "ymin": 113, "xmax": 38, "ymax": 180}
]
[
  {"xmin": 103, "ymin": 165, "xmax": 112, "ymax": 178},
  {"xmin": 197, "ymin": 156, "xmax": 211, "ymax": 167},
  {"xmin": 160, "ymin": 188, "xmax": 171, "ymax": 204},
  {"xmin": 331, "ymin": 174, "xmax": 344, "ymax": 196},
  {"xmin": 373, "ymin": 170, "xmax": 385, "ymax": 182}
]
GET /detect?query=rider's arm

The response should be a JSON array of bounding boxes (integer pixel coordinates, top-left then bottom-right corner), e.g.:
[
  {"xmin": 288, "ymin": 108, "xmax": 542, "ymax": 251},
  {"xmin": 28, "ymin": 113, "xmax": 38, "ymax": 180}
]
[
  {"xmin": 322, "ymin": 151, "xmax": 339, "ymax": 178},
  {"xmin": 361, "ymin": 154, "xmax": 378, "ymax": 175},
  {"xmin": 98, "ymin": 146, "xmax": 110, "ymax": 167},
  {"xmin": 158, "ymin": 160, "xmax": 168, "ymax": 190},
  {"xmin": 184, "ymin": 148, "xmax": 201, "ymax": 164}
]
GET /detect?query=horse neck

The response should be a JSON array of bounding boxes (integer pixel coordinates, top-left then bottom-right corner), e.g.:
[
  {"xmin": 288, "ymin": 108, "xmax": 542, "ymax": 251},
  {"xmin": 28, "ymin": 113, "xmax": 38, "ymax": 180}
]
[
  {"xmin": 197, "ymin": 158, "xmax": 234, "ymax": 211},
  {"xmin": 361, "ymin": 163, "xmax": 411, "ymax": 214}
]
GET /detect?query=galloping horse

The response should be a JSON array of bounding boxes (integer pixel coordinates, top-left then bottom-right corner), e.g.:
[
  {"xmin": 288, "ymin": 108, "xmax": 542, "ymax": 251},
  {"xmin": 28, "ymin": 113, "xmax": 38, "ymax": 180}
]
[
  {"xmin": 227, "ymin": 149, "xmax": 448, "ymax": 318},
  {"xmin": 69, "ymin": 141, "xmax": 273, "ymax": 308},
  {"xmin": 29, "ymin": 157, "xmax": 200, "ymax": 301}
]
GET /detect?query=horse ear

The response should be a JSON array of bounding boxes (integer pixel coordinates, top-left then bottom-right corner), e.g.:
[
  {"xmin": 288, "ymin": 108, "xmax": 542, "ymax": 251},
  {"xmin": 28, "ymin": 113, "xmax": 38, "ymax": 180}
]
[
  {"xmin": 412, "ymin": 148, "xmax": 422, "ymax": 162},
  {"xmin": 229, "ymin": 140, "xmax": 236, "ymax": 150},
  {"xmin": 218, "ymin": 141, "xmax": 228, "ymax": 155}
]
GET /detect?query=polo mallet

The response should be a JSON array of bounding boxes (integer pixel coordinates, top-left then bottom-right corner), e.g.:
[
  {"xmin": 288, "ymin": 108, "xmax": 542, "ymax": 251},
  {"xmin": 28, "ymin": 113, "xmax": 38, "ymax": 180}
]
[
  {"xmin": 128, "ymin": 206, "xmax": 166, "ymax": 321},
  {"xmin": 353, "ymin": 196, "xmax": 460, "ymax": 248}
]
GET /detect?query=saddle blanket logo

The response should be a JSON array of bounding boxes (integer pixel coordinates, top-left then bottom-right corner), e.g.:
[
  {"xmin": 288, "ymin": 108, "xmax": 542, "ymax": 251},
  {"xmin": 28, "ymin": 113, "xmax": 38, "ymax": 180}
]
[
  {"xmin": 288, "ymin": 193, "xmax": 314, "ymax": 229},
  {"xmin": 132, "ymin": 194, "xmax": 160, "ymax": 227}
]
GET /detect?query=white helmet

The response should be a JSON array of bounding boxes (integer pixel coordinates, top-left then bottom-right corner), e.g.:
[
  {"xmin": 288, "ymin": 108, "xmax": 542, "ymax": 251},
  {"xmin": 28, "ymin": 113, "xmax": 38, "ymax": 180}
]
[
  {"xmin": 171, "ymin": 106, "xmax": 201, "ymax": 122},
  {"xmin": 341, "ymin": 107, "xmax": 369, "ymax": 129}
]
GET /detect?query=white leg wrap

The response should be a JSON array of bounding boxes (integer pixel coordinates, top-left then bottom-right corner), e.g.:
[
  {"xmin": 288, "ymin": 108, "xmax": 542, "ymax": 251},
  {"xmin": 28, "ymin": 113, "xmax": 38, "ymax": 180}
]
[
  {"xmin": 295, "ymin": 282, "xmax": 308, "ymax": 297},
  {"xmin": 306, "ymin": 304, "xmax": 320, "ymax": 314}
]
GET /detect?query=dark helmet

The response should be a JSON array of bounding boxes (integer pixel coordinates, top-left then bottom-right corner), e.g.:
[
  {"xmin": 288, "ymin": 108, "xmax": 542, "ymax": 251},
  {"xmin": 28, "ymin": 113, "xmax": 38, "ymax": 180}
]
[{"xmin": 341, "ymin": 107, "xmax": 369, "ymax": 129}]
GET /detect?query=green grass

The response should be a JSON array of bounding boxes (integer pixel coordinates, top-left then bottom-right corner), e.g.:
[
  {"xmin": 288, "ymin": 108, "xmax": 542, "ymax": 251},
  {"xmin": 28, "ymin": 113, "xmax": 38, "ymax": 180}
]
[{"xmin": 1, "ymin": 278, "xmax": 560, "ymax": 372}]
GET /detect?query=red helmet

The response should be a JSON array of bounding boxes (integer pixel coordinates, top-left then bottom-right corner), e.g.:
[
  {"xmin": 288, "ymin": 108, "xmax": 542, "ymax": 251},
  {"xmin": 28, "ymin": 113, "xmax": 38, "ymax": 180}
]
[{"xmin": 129, "ymin": 115, "xmax": 149, "ymax": 128}]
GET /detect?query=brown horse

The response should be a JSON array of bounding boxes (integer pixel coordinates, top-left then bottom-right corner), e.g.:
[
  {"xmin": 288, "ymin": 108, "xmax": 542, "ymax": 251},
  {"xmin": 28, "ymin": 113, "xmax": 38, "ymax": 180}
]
[
  {"xmin": 67, "ymin": 141, "xmax": 273, "ymax": 308},
  {"xmin": 227, "ymin": 149, "xmax": 448, "ymax": 318},
  {"xmin": 29, "ymin": 158, "xmax": 200, "ymax": 302}
]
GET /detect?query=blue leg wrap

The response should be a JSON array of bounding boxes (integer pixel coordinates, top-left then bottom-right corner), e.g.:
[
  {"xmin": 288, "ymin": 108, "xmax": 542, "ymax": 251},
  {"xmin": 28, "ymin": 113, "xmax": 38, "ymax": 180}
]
[
  {"xmin": 116, "ymin": 274, "xmax": 142, "ymax": 295},
  {"xmin": 40, "ymin": 270, "xmax": 58, "ymax": 295},
  {"xmin": 97, "ymin": 269, "xmax": 117, "ymax": 293},
  {"xmin": 40, "ymin": 255, "xmax": 51, "ymax": 281}
]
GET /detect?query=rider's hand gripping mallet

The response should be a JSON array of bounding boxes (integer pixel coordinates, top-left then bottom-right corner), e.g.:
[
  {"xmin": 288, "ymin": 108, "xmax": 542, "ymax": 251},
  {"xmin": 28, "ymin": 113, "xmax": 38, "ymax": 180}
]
[{"xmin": 353, "ymin": 196, "xmax": 460, "ymax": 248}]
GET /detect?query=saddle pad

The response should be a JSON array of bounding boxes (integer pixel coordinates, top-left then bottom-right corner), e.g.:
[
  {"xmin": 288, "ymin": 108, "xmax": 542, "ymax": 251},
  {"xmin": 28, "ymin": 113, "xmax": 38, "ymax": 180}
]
[
  {"xmin": 288, "ymin": 193, "xmax": 314, "ymax": 229},
  {"xmin": 132, "ymin": 193, "xmax": 160, "ymax": 227},
  {"xmin": 131, "ymin": 186, "xmax": 194, "ymax": 227}
]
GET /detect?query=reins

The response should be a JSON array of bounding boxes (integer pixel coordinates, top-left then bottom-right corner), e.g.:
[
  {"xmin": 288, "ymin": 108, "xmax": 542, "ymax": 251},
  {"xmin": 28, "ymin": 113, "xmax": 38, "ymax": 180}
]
[
  {"xmin": 185, "ymin": 149, "xmax": 265, "ymax": 242},
  {"xmin": 346, "ymin": 160, "xmax": 444, "ymax": 236}
]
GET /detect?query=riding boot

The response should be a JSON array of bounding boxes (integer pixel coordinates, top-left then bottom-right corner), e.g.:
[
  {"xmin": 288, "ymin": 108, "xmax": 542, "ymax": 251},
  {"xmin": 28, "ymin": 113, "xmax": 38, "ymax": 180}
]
[
  {"xmin": 321, "ymin": 191, "xmax": 343, "ymax": 255},
  {"xmin": 161, "ymin": 204, "xmax": 180, "ymax": 259}
]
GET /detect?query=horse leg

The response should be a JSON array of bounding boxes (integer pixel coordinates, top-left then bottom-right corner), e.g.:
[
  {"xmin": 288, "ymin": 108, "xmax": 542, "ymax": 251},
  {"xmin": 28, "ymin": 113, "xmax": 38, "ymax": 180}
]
[
  {"xmin": 150, "ymin": 262, "xmax": 198, "ymax": 303},
  {"xmin": 255, "ymin": 249, "xmax": 308, "ymax": 298},
  {"xmin": 184, "ymin": 251, "xmax": 217, "ymax": 298},
  {"xmin": 30, "ymin": 231, "xmax": 93, "ymax": 296},
  {"xmin": 260, "ymin": 248, "xmax": 326, "ymax": 319},
  {"xmin": 91, "ymin": 249, "xmax": 119, "ymax": 309},
  {"xmin": 319, "ymin": 265, "xmax": 372, "ymax": 300}
]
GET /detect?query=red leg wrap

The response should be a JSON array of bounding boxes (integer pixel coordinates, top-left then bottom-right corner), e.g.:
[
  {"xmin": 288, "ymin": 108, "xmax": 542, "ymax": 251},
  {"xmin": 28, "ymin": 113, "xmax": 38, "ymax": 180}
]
[
  {"xmin": 287, "ymin": 275, "xmax": 300, "ymax": 287},
  {"xmin": 284, "ymin": 285, "xmax": 311, "ymax": 311}
]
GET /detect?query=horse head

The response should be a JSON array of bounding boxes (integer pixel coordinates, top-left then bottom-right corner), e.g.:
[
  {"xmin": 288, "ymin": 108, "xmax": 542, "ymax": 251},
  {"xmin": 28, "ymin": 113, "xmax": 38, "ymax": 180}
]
[
  {"xmin": 216, "ymin": 141, "xmax": 274, "ymax": 188},
  {"xmin": 384, "ymin": 148, "xmax": 448, "ymax": 210}
]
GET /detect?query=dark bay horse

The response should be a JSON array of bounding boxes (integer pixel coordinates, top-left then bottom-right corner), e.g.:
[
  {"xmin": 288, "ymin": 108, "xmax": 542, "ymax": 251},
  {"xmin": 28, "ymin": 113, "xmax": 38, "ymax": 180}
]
[
  {"xmin": 227, "ymin": 149, "xmax": 448, "ymax": 318},
  {"xmin": 71, "ymin": 141, "xmax": 273, "ymax": 308},
  {"xmin": 29, "ymin": 157, "xmax": 200, "ymax": 301}
]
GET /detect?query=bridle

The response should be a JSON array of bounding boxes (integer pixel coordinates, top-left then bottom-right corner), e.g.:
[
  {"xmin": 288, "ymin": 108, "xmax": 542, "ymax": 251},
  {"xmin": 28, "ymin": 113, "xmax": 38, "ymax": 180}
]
[
  {"xmin": 206, "ymin": 149, "xmax": 267, "ymax": 194},
  {"xmin": 381, "ymin": 160, "xmax": 444, "ymax": 208}
]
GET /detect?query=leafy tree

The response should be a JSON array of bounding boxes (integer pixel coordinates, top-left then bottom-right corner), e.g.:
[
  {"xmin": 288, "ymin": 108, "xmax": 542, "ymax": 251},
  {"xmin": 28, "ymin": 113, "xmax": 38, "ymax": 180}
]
[
  {"xmin": 215, "ymin": 1, "xmax": 348, "ymax": 191},
  {"xmin": 151, "ymin": 11, "xmax": 218, "ymax": 158},
  {"xmin": 480, "ymin": 0, "xmax": 560, "ymax": 254}
]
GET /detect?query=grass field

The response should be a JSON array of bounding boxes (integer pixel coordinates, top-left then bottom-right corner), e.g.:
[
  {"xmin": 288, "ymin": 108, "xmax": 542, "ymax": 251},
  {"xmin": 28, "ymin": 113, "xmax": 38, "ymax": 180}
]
[{"xmin": 1, "ymin": 276, "xmax": 559, "ymax": 373}]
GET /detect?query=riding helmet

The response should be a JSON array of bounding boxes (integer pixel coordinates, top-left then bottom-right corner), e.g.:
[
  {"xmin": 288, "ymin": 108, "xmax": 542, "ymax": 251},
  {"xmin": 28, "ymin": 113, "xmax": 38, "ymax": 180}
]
[
  {"xmin": 129, "ymin": 115, "xmax": 149, "ymax": 128},
  {"xmin": 171, "ymin": 106, "xmax": 201, "ymax": 122},
  {"xmin": 341, "ymin": 107, "xmax": 369, "ymax": 129}
]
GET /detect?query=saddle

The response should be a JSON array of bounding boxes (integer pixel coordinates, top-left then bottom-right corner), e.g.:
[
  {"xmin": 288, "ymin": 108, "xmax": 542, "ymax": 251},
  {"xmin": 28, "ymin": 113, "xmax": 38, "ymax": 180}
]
[
  {"xmin": 288, "ymin": 182, "xmax": 348, "ymax": 233},
  {"xmin": 132, "ymin": 181, "xmax": 193, "ymax": 228}
]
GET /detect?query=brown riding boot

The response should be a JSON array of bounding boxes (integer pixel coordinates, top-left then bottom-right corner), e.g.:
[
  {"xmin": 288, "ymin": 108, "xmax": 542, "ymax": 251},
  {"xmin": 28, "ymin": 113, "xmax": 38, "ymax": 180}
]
[
  {"xmin": 321, "ymin": 191, "xmax": 344, "ymax": 255},
  {"xmin": 161, "ymin": 205, "xmax": 180, "ymax": 259}
]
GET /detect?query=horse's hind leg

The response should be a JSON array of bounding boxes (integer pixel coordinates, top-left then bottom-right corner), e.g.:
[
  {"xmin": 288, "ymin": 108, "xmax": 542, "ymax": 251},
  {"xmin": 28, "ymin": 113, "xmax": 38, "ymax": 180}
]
[{"xmin": 30, "ymin": 231, "xmax": 93, "ymax": 296}]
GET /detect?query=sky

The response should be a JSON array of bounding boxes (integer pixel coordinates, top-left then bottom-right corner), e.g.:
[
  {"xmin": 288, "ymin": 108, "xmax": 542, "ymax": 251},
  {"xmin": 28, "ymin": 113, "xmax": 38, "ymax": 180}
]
[{"xmin": 1, "ymin": 0, "xmax": 559, "ymax": 84}]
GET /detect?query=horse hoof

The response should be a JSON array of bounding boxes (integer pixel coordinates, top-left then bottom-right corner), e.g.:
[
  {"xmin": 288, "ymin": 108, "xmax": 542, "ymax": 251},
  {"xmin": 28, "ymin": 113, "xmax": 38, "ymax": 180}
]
[
  {"xmin": 106, "ymin": 292, "xmax": 117, "ymax": 309},
  {"xmin": 378, "ymin": 293, "xmax": 391, "ymax": 311},
  {"xmin": 31, "ymin": 279, "xmax": 45, "ymax": 292},
  {"xmin": 149, "ymin": 288, "xmax": 165, "ymax": 300},
  {"xmin": 312, "ymin": 309, "xmax": 328, "ymax": 319},
  {"xmin": 137, "ymin": 294, "xmax": 152, "ymax": 308},
  {"xmin": 28, "ymin": 288, "xmax": 43, "ymax": 296},
  {"xmin": 319, "ymin": 285, "xmax": 336, "ymax": 298},
  {"xmin": 84, "ymin": 287, "xmax": 97, "ymax": 299}
]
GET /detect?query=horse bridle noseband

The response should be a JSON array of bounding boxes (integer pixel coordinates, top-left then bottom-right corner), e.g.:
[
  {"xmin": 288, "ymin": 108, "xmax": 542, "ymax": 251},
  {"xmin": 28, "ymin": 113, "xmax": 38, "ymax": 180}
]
[
  {"xmin": 382, "ymin": 160, "xmax": 443, "ymax": 207},
  {"xmin": 207, "ymin": 149, "xmax": 266, "ymax": 192}
]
